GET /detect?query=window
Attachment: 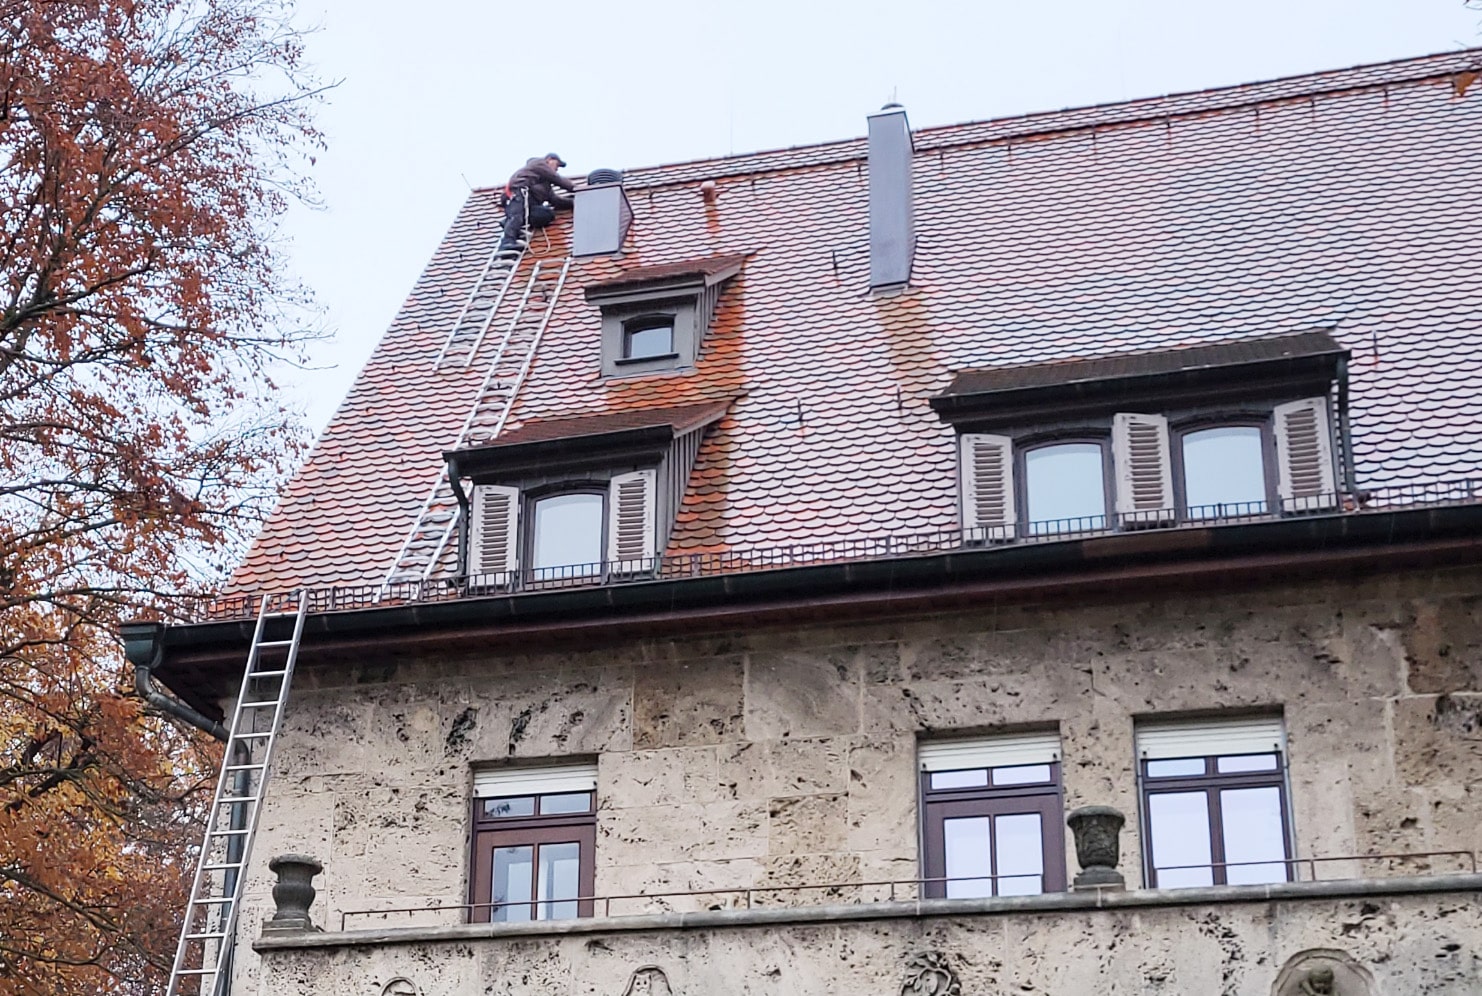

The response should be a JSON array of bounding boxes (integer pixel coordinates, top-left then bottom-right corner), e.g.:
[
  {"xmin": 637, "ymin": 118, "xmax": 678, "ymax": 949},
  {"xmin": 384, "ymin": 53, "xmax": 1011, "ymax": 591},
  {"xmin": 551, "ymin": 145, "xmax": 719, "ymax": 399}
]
[
  {"xmin": 621, "ymin": 316, "xmax": 676, "ymax": 361},
  {"xmin": 919, "ymin": 733, "xmax": 1067, "ymax": 898},
  {"xmin": 1136, "ymin": 717, "xmax": 1291, "ymax": 889},
  {"xmin": 531, "ymin": 491, "xmax": 604, "ymax": 579},
  {"xmin": 1179, "ymin": 424, "xmax": 1270, "ymax": 519},
  {"xmin": 470, "ymin": 764, "xmax": 597, "ymax": 923},
  {"xmin": 1023, "ymin": 441, "xmax": 1107, "ymax": 534}
]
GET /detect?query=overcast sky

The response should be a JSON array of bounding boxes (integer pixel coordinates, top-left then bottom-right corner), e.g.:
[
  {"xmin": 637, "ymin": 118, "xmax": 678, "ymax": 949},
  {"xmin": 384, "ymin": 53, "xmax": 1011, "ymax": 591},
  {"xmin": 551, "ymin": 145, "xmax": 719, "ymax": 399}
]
[{"xmin": 278, "ymin": 0, "xmax": 1480, "ymax": 436}]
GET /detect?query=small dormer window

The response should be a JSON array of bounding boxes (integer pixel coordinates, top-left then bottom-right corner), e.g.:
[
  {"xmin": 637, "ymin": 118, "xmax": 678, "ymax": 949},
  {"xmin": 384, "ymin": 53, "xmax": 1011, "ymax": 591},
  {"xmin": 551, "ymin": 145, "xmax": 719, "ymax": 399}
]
[
  {"xmin": 1180, "ymin": 424, "xmax": 1270, "ymax": 518},
  {"xmin": 585, "ymin": 254, "xmax": 746, "ymax": 378},
  {"xmin": 621, "ymin": 316, "xmax": 676, "ymax": 361},
  {"xmin": 531, "ymin": 491, "xmax": 604, "ymax": 578}
]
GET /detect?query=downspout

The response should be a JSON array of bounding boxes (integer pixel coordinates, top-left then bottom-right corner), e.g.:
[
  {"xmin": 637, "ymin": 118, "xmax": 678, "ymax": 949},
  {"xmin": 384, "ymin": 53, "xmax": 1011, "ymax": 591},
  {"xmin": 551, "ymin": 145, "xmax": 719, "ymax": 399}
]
[
  {"xmin": 449, "ymin": 456, "xmax": 472, "ymax": 578},
  {"xmin": 123, "ymin": 622, "xmax": 229, "ymax": 742},
  {"xmin": 1336, "ymin": 356, "xmax": 1358, "ymax": 498}
]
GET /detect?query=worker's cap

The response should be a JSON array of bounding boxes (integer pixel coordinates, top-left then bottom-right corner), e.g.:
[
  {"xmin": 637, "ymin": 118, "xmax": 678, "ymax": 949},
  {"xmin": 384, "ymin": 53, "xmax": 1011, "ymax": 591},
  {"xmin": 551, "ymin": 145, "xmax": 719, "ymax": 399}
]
[{"xmin": 545, "ymin": 153, "xmax": 568, "ymax": 167}]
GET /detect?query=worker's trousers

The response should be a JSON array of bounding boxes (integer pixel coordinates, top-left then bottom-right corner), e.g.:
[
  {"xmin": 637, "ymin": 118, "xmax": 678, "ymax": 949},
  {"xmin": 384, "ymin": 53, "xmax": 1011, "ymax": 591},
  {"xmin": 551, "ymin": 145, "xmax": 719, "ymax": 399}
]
[{"xmin": 499, "ymin": 189, "xmax": 556, "ymax": 251}]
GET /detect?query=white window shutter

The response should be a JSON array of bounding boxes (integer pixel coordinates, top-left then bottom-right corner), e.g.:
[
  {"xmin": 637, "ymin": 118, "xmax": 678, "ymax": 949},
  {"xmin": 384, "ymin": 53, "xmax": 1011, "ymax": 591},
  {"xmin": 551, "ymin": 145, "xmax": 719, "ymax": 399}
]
[
  {"xmin": 1274, "ymin": 397, "xmax": 1338, "ymax": 512},
  {"xmin": 959, "ymin": 434, "xmax": 1015, "ymax": 541},
  {"xmin": 1112, "ymin": 413, "xmax": 1174, "ymax": 526},
  {"xmin": 608, "ymin": 469, "xmax": 657, "ymax": 572},
  {"xmin": 469, "ymin": 485, "xmax": 520, "ymax": 582}
]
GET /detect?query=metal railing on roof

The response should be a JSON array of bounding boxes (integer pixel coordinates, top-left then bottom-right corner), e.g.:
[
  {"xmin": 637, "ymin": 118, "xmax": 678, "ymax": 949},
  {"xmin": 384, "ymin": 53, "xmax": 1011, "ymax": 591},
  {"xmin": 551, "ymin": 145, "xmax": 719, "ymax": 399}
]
[{"xmin": 185, "ymin": 477, "xmax": 1482, "ymax": 624}]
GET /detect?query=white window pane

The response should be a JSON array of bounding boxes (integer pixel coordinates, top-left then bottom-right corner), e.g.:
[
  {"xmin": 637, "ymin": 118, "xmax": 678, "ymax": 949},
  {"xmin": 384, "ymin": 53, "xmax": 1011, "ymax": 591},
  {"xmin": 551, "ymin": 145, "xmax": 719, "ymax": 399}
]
[
  {"xmin": 992, "ymin": 764, "xmax": 1052, "ymax": 786},
  {"xmin": 931, "ymin": 769, "xmax": 989, "ymax": 790},
  {"xmin": 625, "ymin": 322, "xmax": 673, "ymax": 358},
  {"xmin": 1183, "ymin": 426, "xmax": 1267, "ymax": 517},
  {"xmin": 943, "ymin": 816, "xmax": 993, "ymax": 898},
  {"xmin": 1220, "ymin": 787, "xmax": 1288, "ymax": 885},
  {"xmin": 532, "ymin": 493, "xmax": 603, "ymax": 571},
  {"xmin": 994, "ymin": 813, "xmax": 1045, "ymax": 896},
  {"xmin": 1216, "ymin": 753, "xmax": 1279, "ymax": 774},
  {"xmin": 536, "ymin": 841, "xmax": 582, "ymax": 920},
  {"xmin": 482, "ymin": 796, "xmax": 535, "ymax": 818},
  {"xmin": 539, "ymin": 792, "xmax": 592, "ymax": 815},
  {"xmin": 1146, "ymin": 758, "xmax": 1206, "ymax": 778},
  {"xmin": 492, "ymin": 845, "xmax": 533, "ymax": 922},
  {"xmin": 1026, "ymin": 443, "xmax": 1106, "ymax": 533},
  {"xmin": 1148, "ymin": 792, "xmax": 1214, "ymax": 888}
]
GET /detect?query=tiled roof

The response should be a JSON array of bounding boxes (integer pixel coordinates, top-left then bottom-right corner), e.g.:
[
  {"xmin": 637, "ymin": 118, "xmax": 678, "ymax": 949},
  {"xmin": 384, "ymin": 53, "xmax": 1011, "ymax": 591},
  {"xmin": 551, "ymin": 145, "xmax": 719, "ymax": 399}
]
[
  {"xmin": 232, "ymin": 49, "xmax": 1482, "ymax": 592},
  {"xmin": 453, "ymin": 399, "xmax": 732, "ymax": 450},
  {"xmin": 584, "ymin": 254, "xmax": 750, "ymax": 294},
  {"xmin": 938, "ymin": 331, "xmax": 1345, "ymax": 398}
]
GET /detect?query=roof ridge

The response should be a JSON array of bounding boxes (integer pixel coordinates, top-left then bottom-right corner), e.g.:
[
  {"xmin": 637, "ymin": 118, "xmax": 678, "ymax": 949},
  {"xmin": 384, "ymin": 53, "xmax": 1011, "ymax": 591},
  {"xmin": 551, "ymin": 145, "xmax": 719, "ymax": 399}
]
[{"xmin": 613, "ymin": 47, "xmax": 1480, "ymax": 189}]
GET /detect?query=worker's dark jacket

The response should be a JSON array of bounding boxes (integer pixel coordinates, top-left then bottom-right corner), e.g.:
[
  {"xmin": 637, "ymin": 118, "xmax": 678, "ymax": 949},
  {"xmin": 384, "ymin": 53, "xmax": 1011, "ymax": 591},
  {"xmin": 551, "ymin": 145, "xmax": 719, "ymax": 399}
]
[{"xmin": 506, "ymin": 159, "xmax": 575, "ymax": 206}]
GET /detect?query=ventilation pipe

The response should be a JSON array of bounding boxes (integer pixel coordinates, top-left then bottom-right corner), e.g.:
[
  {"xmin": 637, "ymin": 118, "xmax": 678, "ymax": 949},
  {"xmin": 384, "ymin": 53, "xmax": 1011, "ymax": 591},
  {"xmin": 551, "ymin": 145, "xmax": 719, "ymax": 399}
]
[
  {"xmin": 573, "ymin": 168, "xmax": 633, "ymax": 257},
  {"xmin": 867, "ymin": 102, "xmax": 915, "ymax": 290}
]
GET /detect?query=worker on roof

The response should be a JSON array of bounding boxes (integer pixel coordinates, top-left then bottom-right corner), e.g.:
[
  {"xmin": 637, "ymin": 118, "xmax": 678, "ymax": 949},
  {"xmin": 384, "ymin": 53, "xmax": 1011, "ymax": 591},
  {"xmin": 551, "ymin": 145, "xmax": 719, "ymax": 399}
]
[{"xmin": 498, "ymin": 153, "xmax": 575, "ymax": 255}]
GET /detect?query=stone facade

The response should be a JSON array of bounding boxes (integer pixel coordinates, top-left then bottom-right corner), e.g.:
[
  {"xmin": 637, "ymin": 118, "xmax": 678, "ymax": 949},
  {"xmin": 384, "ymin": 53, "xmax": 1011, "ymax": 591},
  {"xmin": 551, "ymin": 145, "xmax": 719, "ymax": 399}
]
[{"xmin": 230, "ymin": 563, "xmax": 1482, "ymax": 993}]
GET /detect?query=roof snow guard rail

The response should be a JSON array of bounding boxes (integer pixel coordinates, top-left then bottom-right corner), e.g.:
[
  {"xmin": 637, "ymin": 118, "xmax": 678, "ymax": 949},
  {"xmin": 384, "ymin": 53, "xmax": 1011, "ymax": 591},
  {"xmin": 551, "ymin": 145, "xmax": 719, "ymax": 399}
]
[{"xmin": 189, "ymin": 476, "xmax": 1482, "ymax": 624}]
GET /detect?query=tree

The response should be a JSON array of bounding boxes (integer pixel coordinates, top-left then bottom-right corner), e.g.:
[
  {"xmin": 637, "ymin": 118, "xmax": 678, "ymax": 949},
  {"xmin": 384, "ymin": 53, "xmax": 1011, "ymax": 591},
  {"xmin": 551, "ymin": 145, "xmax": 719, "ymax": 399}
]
[{"xmin": 0, "ymin": 1, "xmax": 322, "ymax": 992}]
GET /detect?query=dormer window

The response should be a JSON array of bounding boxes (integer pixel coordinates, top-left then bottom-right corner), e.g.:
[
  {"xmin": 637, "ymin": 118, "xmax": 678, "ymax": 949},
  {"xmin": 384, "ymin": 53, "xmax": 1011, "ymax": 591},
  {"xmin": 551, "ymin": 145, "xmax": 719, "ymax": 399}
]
[
  {"xmin": 585, "ymin": 254, "xmax": 746, "ymax": 377},
  {"xmin": 621, "ymin": 316, "xmax": 676, "ymax": 361},
  {"xmin": 446, "ymin": 400, "xmax": 733, "ymax": 589},
  {"xmin": 936, "ymin": 333, "xmax": 1350, "ymax": 540}
]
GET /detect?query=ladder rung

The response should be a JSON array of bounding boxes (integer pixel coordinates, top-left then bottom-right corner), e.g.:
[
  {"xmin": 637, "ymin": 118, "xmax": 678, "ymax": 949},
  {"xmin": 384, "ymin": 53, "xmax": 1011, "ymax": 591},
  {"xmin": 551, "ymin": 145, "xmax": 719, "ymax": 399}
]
[
  {"xmin": 248, "ymin": 669, "xmax": 287, "ymax": 679},
  {"xmin": 175, "ymin": 968, "xmax": 219, "ymax": 975},
  {"xmin": 217, "ymin": 795, "xmax": 259, "ymax": 805},
  {"xmin": 192, "ymin": 897, "xmax": 236, "ymax": 905},
  {"xmin": 202, "ymin": 861, "xmax": 245, "ymax": 871},
  {"xmin": 256, "ymin": 639, "xmax": 296, "ymax": 648},
  {"xmin": 234, "ymin": 732, "xmax": 272, "ymax": 740},
  {"xmin": 223, "ymin": 763, "xmax": 266, "ymax": 772},
  {"xmin": 185, "ymin": 931, "xmax": 230, "ymax": 940},
  {"xmin": 238, "ymin": 700, "xmax": 280, "ymax": 709},
  {"xmin": 209, "ymin": 828, "xmax": 251, "ymax": 837}
]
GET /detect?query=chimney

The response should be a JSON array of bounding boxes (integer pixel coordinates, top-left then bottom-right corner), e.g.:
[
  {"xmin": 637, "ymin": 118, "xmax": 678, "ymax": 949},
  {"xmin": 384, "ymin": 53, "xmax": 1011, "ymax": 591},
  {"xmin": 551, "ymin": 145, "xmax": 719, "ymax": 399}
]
[
  {"xmin": 867, "ymin": 103, "xmax": 914, "ymax": 290},
  {"xmin": 573, "ymin": 168, "xmax": 633, "ymax": 257}
]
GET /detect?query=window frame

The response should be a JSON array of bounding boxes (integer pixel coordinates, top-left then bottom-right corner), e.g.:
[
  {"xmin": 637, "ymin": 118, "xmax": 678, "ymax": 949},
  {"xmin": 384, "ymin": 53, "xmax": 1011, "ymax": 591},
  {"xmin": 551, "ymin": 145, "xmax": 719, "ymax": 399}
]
[
  {"xmin": 920, "ymin": 761, "xmax": 1067, "ymax": 899},
  {"xmin": 1139, "ymin": 751, "xmax": 1293, "ymax": 889},
  {"xmin": 524, "ymin": 484, "xmax": 608, "ymax": 583},
  {"xmin": 469, "ymin": 789, "xmax": 597, "ymax": 923},
  {"xmin": 1015, "ymin": 434, "xmax": 1114, "ymax": 536},
  {"xmin": 1170, "ymin": 415, "xmax": 1279, "ymax": 522},
  {"xmin": 618, "ymin": 314, "xmax": 679, "ymax": 363}
]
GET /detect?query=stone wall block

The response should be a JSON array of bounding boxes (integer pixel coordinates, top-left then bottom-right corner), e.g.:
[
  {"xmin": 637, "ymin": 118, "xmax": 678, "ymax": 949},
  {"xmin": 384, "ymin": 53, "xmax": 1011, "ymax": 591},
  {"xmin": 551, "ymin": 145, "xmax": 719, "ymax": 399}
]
[
  {"xmin": 767, "ymin": 792, "xmax": 849, "ymax": 856},
  {"xmin": 273, "ymin": 694, "xmax": 370, "ymax": 778},
  {"xmin": 745, "ymin": 647, "xmax": 861, "ymax": 740},
  {"xmin": 633, "ymin": 657, "xmax": 745, "ymax": 749},
  {"xmin": 1403, "ymin": 596, "xmax": 1482, "ymax": 694},
  {"xmin": 599, "ymin": 801, "xmax": 768, "ymax": 864},
  {"xmin": 845, "ymin": 736, "xmax": 918, "ymax": 856},
  {"xmin": 717, "ymin": 737, "xmax": 851, "ymax": 800},
  {"xmin": 600, "ymin": 745, "xmax": 719, "ymax": 809}
]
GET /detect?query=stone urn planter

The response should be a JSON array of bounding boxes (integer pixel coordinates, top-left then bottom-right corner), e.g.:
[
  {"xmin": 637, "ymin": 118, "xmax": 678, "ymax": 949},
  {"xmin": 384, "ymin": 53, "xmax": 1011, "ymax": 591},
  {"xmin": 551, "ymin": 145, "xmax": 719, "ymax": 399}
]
[
  {"xmin": 1066, "ymin": 806, "xmax": 1126, "ymax": 890},
  {"xmin": 264, "ymin": 854, "xmax": 323, "ymax": 932}
]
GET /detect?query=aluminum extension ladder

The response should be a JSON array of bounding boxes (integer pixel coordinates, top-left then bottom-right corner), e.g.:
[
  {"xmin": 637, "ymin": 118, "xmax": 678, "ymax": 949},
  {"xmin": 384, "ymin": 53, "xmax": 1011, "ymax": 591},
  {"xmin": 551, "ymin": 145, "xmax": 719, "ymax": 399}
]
[
  {"xmin": 166, "ymin": 593, "xmax": 309, "ymax": 996},
  {"xmin": 382, "ymin": 254, "xmax": 572, "ymax": 588}
]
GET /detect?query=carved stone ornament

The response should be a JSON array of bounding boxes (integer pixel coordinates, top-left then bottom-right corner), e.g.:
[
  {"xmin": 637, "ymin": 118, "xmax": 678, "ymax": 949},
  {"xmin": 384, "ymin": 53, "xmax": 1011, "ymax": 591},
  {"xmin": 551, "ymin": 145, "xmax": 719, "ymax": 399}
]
[
  {"xmin": 380, "ymin": 979, "xmax": 420, "ymax": 996},
  {"xmin": 901, "ymin": 951, "xmax": 961, "ymax": 996},
  {"xmin": 1272, "ymin": 948, "xmax": 1376, "ymax": 996},
  {"xmin": 621, "ymin": 965, "xmax": 674, "ymax": 996},
  {"xmin": 1066, "ymin": 805, "xmax": 1126, "ymax": 890}
]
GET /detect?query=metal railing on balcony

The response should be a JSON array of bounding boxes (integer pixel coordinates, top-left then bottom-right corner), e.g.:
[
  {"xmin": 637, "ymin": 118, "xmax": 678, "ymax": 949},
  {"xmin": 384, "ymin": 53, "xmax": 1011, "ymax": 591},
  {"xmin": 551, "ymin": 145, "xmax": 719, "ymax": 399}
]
[
  {"xmin": 184, "ymin": 477, "xmax": 1482, "ymax": 624},
  {"xmin": 335, "ymin": 847, "xmax": 1478, "ymax": 931}
]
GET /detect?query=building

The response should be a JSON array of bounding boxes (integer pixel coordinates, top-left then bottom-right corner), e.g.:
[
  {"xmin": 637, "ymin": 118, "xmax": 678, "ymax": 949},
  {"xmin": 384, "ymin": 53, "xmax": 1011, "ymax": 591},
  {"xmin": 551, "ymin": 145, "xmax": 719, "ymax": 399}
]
[{"xmin": 127, "ymin": 49, "xmax": 1482, "ymax": 995}]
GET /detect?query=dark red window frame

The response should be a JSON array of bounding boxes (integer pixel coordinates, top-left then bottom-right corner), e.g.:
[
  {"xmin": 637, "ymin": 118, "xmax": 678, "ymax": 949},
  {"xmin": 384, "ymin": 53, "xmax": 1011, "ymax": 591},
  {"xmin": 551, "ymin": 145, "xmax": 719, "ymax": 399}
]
[
  {"xmin": 469, "ymin": 791, "xmax": 596, "ymax": 923},
  {"xmin": 1139, "ymin": 752, "xmax": 1292, "ymax": 888},
  {"xmin": 920, "ymin": 762, "xmax": 1067, "ymax": 898}
]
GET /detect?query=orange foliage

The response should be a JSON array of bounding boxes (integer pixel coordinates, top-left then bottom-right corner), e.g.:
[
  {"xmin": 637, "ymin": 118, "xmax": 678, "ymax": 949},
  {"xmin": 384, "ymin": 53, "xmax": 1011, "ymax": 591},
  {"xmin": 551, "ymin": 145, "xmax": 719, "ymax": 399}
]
[{"xmin": 0, "ymin": 1, "xmax": 321, "ymax": 992}]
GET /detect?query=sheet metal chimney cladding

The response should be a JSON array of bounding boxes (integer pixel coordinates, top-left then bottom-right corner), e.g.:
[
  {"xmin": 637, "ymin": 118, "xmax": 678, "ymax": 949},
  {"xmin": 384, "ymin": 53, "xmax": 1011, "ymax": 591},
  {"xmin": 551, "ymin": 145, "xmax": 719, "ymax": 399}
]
[
  {"xmin": 573, "ymin": 168, "xmax": 633, "ymax": 257},
  {"xmin": 868, "ymin": 103, "xmax": 916, "ymax": 289}
]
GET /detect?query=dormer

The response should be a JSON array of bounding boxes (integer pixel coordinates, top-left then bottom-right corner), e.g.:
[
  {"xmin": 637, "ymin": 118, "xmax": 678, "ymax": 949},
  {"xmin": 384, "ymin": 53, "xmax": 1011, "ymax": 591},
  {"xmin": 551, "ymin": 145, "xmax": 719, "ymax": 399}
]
[{"xmin": 584, "ymin": 254, "xmax": 747, "ymax": 377}]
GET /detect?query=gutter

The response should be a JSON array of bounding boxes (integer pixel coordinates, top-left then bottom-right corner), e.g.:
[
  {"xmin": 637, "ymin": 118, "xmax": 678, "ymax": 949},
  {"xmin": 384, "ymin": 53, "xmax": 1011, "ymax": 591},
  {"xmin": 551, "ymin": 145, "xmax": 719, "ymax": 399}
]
[{"xmin": 122, "ymin": 621, "xmax": 229, "ymax": 741}]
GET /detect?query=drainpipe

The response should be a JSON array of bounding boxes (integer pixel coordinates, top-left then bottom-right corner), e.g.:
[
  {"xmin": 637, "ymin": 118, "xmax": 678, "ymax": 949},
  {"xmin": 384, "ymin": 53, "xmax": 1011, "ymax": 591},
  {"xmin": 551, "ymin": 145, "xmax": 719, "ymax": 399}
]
[
  {"xmin": 448, "ymin": 456, "xmax": 472, "ymax": 579},
  {"xmin": 1336, "ymin": 356, "xmax": 1358, "ymax": 499},
  {"xmin": 122, "ymin": 621, "xmax": 229, "ymax": 742}
]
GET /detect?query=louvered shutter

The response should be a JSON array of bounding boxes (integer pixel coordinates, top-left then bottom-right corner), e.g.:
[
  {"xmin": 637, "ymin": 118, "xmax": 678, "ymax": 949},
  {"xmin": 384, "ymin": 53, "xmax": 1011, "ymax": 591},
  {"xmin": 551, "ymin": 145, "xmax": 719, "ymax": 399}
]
[
  {"xmin": 1112, "ymin": 413, "xmax": 1174, "ymax": 526},
  {"xmin": 469, "ymin": 485, "xmax": 519, "ymax": 583},
  {"xmin": 607, "ymin": 469, "xmax": 656, "ymax": 574},
  {"xmin": 1274, "ymin": 397, "xmax": 1338, "ymax": 512},
  {"xmin": 959, "ymin": 434, "xmax": 1015, "ymax": 541}
]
